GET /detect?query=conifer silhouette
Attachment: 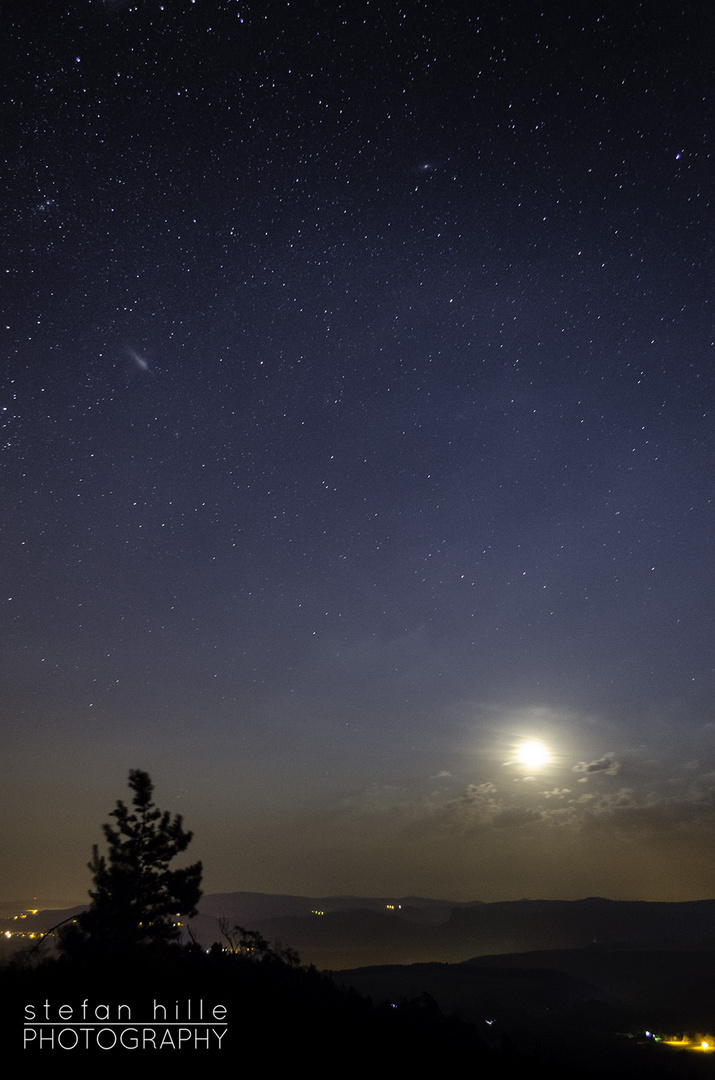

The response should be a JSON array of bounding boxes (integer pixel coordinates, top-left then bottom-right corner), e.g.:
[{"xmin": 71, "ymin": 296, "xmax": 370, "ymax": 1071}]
[{"xmin": 61, "ymin": 769, "xmax": 202, "ymax": 956}]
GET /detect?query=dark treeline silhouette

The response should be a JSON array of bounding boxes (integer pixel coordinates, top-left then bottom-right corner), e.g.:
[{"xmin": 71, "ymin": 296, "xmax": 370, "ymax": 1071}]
[{"xmin": 5, "ymin": 943, "xmax": 505, "ymax": 1068}]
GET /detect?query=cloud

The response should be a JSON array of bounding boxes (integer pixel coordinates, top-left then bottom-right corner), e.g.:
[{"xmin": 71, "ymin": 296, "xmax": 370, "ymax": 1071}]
[
  {"xmin": 572, "ymin": 753, "xmax": 620, "ymax": 777},
  {"xmin": 435, "ymin": 784, "xmax": 502, "ymax": 829},
  {"xmin": 492, "ymin": 806, "xmax": 542, "ymax": 828},
  {"xmin": 340, "ymin": 760, "xmax": 715, "ymax": 852},
  {"xmin": 571, "ymin": 773, "xmax": 715, "ymax": 833},
  {"xmin": 344, "ymin": 774, "xmax": 553, "ymax": 837},
  {"xmin": 473, "ymin": 782, "xmax": 497, "ymax": 794}
]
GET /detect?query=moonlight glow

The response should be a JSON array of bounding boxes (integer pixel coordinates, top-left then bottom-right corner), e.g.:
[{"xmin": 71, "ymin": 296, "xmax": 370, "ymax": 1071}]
[{"xmin": 516, "ymin": 741, "xmax": 551, "ymax": 770}]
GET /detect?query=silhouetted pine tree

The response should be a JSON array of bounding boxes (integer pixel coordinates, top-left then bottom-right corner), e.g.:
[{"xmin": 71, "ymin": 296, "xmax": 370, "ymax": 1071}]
[{"xmin": 60, "ymin": 769, "xmax": 202, "ymax": 958}]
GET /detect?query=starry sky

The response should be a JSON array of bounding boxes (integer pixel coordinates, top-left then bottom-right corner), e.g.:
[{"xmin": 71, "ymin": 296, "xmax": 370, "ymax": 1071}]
[{"xmin": 2, "ymin": 0, "xmax": 714, "ymax": 906}]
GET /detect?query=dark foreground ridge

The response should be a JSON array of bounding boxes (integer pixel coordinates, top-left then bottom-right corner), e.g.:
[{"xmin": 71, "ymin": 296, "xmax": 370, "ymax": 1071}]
[
  {"xmin": 336, "ymin": 947, "xmax": 715, "ymax": 1077},
  {"xmin": 6, "ymin": 938, "xmax": 715, "ymax": 1077},
  {"xmin": 4, "ymin": 943, "xmax": 503, "ymax": 1073}
]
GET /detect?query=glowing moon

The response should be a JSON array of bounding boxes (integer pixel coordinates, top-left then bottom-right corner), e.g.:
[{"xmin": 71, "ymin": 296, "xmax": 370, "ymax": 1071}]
[{"xmin": 516, "ymin": 740, "xmax": 550, "ymax": 769}]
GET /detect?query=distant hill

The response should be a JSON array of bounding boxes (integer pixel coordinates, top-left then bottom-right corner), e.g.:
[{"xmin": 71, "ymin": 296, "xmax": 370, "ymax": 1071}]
[
  {"xmin": 335, "ymin": 946, "xmax": 715, "ymax": 1026},
  {"xmin": 6, "ymin": 894, "xmax": 715, "ymax": 971},
  {"xmin": 198, "ymin": 890, "xmax": 463, "ymax": 922},
  {"xmin": 189, "ymin": 894, "xmax": 715, "ymax": 969}
]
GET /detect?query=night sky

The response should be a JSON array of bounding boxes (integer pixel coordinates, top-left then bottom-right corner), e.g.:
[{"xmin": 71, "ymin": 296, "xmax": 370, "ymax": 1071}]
[{"xmin": 2, "ymin": 0, "xmax": 713, "ymax": 906}]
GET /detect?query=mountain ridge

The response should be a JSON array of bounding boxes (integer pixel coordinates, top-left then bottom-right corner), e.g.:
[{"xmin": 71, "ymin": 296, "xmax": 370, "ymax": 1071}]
[{"xmin": 7, "ymin": 893, "xmax": 715, "ymax": 971}]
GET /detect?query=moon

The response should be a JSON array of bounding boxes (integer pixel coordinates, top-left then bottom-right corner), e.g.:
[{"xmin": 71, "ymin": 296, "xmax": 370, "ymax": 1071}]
[{"xmin": 515, "ymin": 740, "xmax": 550, "ymax": 770}]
